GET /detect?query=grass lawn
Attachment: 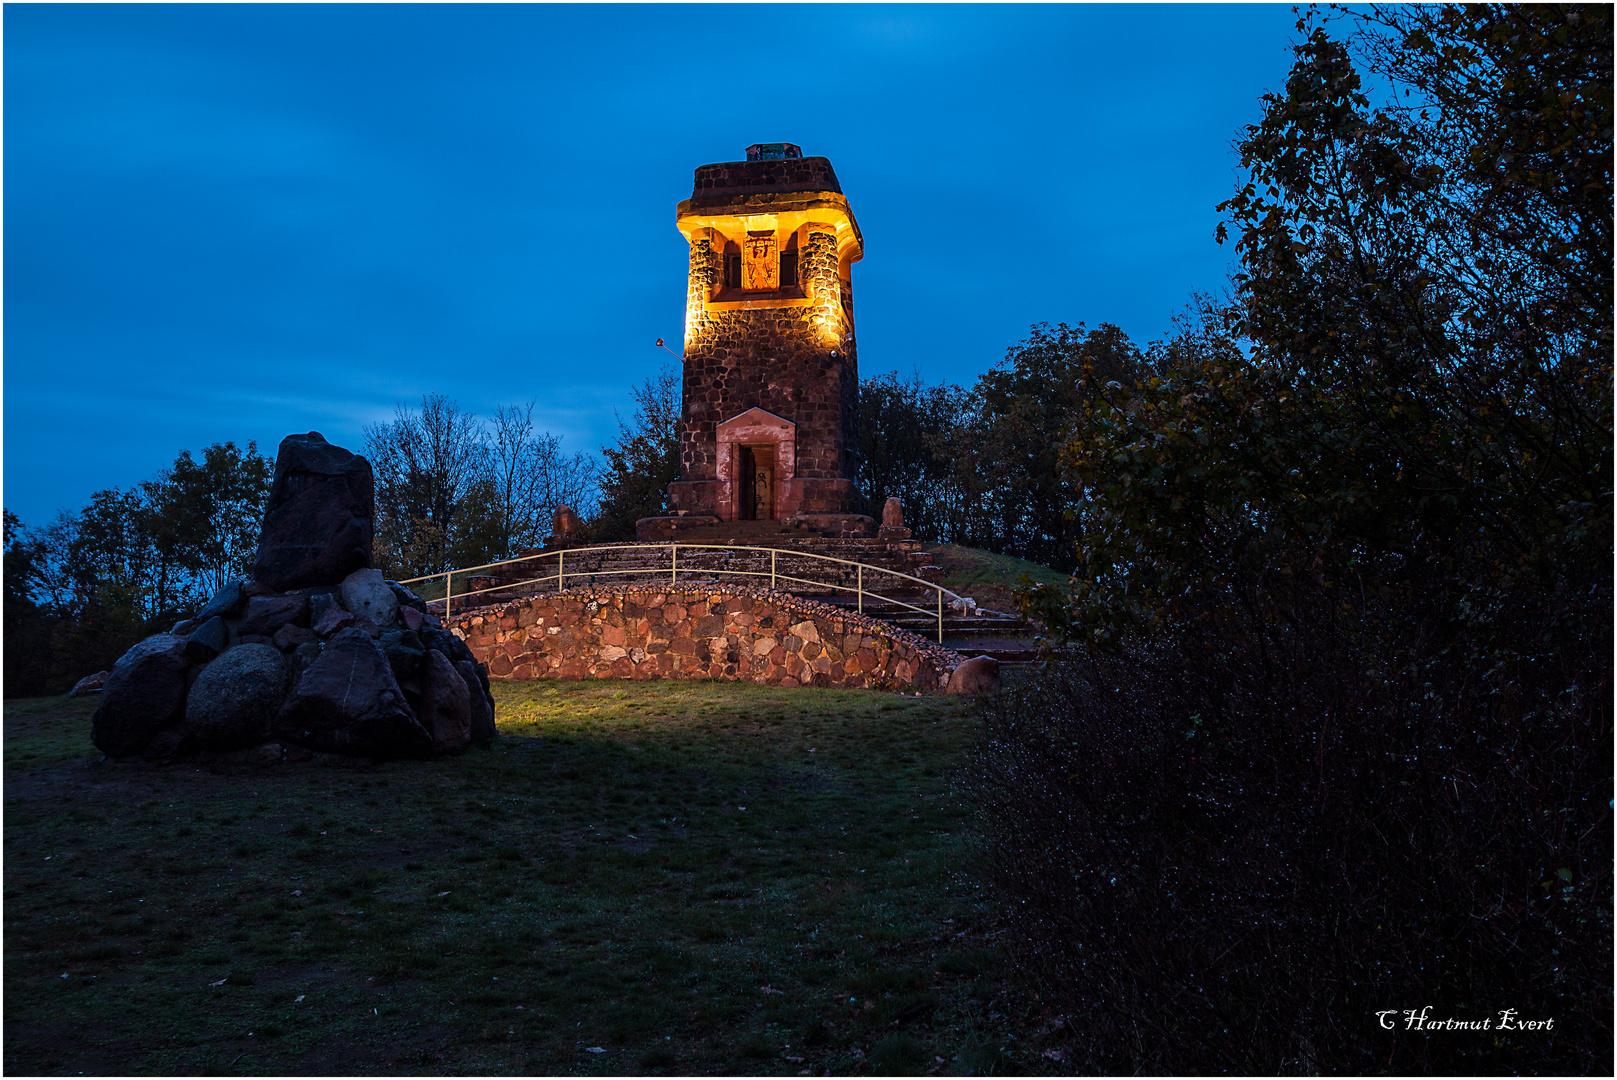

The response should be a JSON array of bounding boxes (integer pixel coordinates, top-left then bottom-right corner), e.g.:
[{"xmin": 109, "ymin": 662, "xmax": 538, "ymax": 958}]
[
  {"xmin": 4, "ymin": 681, "xmax": 1057, "ymax": 1076},
  {"xmin": 926, "ymin": 547, "xmax": 1068, "ymax": 616}
]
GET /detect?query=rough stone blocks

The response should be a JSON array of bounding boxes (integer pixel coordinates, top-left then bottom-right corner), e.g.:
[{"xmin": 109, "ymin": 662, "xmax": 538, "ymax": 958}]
[{"xmin": 445, "ymin": 584, "xmax": 961, "ymax": 693}]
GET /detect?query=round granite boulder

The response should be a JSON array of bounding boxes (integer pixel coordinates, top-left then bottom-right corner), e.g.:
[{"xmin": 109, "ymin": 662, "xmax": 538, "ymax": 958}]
[
  {"xmin": 91, "ymin": 634, "xmax": 191, "ymax": 758},
  {"xmin": 945, "ymin": 654, "xmax": 1002, "ymax": 696},
  {"xmin": 186, "ymin": 644, "xmax": 289, "ymax": 751},
  {"xmin": 341, "ymin": 568, "xmax": 399, "ymax": 629}
]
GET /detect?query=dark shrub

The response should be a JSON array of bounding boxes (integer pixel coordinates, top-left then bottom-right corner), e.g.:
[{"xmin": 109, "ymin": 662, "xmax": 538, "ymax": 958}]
[{"xmin": 970, "ymin": 644, "xmax": 1610, "ymax": 1074}]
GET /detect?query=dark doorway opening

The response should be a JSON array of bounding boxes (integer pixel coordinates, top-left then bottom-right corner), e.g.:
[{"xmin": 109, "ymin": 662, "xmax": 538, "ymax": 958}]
[{"xmin": 738, "ymin": 445, "xmax": 775, "ymax": 520}]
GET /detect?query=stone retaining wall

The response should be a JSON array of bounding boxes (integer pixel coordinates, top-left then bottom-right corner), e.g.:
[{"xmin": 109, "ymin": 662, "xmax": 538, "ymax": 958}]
[{"xmin": 447, "ymin": 584, "xmax": 960, "ymax": 692}]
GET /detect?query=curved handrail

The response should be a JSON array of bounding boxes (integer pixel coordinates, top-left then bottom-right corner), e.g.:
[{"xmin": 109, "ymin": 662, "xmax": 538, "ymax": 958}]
[{"xmin": 396, "ymin": 542, "xmax": 968, "ymax": 643}]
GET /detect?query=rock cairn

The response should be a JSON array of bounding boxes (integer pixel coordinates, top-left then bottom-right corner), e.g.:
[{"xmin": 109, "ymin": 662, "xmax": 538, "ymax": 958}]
[{"xmin": 90, "ymin": 432, "xmax": 496, "ymax": 762}]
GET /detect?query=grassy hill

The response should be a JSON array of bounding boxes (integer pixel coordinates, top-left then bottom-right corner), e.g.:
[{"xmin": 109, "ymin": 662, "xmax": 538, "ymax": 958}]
[
  {"xmin": 925, "ymin": 545, "xmax": 1069, "ymax": 615},
  {"xmin": 4, "ymin": 683, "xmax": 1062, "ymax": 1076}
]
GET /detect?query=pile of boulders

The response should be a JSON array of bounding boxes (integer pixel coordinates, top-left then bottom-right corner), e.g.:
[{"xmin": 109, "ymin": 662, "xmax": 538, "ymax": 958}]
[{"xmin": 90, "ymin": 432, "xmax": 495, "ymax": 763}]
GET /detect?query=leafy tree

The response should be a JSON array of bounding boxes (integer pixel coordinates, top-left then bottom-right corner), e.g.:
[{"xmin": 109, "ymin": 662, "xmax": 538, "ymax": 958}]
[
  {"xmin": 4, "ymin": 510, "xmax": 58, "ymax": 695},
  {"xmin": 3, "ymin": 441, "xmax": 273, "ymax": 695},
  {"xmin": 856, "ymin": 370, "xmax": 970, "ymax": 541},
  {"xmin": 990, "ymin": 6, "xmax": 1611, "ymax": 1072},
  {"xmin": 1041, "ymin": 5, "xmax": 1611, "ymax": 644},
  {"xmin": 957, "ymin": 322, "xmax": 1145, "ymax": 567},
  {"xmin": 590, "ymin": 367, "xmax": 681, "ymax": 541},
  {"xmin": 146, "ymin": 442, "xmax": 273, "ymax": 597}
]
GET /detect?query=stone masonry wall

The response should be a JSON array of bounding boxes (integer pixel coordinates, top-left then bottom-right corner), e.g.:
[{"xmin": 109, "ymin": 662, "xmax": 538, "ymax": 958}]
[
  {"xmin": 678, "ymin": 312, "xmax": 856, "ymax": 480},
  {"xmin": 678, "ymin": 223, "xmax": 858, "ymax": 491},
  {"xmin": 447, "ymin": 584, "xmax": 959, "ymax": 692}
]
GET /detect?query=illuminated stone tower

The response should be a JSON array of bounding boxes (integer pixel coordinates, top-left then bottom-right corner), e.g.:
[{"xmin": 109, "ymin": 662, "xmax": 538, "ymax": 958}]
[{"xmin": 643, "ymin": 143, "xmax": 872, "ymax": 539}]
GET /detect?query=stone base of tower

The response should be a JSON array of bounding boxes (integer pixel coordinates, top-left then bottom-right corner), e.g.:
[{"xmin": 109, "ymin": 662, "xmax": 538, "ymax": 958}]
[
  {"xmin": 634, "ymin": 512, "xmax": 876, "ymax": 543},
  {"xmin": 639, "ymin": 475, "xmax": 874, "ymax": 542},
  {"xmin": 662, "ymin": 476, "xmax": 869, "ymax": 524},
  {"xmin": 667, "ymin": 479, "xmax": 723, "ymax": 516}
]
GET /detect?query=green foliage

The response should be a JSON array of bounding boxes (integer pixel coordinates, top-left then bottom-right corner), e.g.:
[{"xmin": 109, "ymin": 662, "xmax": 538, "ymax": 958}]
[
  {"xmin": 149, "ymin": 442, "xmax": 274, "ymax": 598},
  {"xmin": 856, "ymin": 370, "xmax": 970, "ymax": 540},
  {"xmin": 855, "ymin": 325, "xmax": 1146, "ymax": 567},
  {"xmin": 957, "ymin": 322, "xmax": 1146, "ymax": 567},
  {"xmin": 3, "ymin": 442, "xmax": 272, "ymax": 696},
  {"xmin": 589, "ymin": 366, "xmax": 681, "ymax": 541},
  {"xmin": 3, "ymin": 510, "xmax": 61, "ymax": 698},
  {"xmin": 1027, "ymin": 4, "xmax": 1610, "ymax": 653},
  {"xmin": 987, "ymin": 6, "xmax": 1611, "ymax": 1073}
]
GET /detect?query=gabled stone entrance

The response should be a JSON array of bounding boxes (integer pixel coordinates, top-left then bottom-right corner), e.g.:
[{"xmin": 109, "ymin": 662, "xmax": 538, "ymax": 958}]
[{"xmin": 717, "ymin": 408, "xmax": 793, "ymax": 522}]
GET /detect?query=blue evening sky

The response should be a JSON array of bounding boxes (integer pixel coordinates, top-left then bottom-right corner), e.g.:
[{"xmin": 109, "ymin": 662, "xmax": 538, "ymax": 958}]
[{"xmin": 4, "ymin": 3, "xmax": 1303, "ymax": 528}]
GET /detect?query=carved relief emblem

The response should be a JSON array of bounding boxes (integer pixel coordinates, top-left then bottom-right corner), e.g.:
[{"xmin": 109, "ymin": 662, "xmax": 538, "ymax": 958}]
[{"xmin": 743, "ymin": 233, "xmax": 778, "ymax": 291}]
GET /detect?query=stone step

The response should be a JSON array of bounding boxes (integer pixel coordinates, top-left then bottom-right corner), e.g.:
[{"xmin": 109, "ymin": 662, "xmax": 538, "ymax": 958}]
[
  {"xmin": 454, "ymin": 543, "xmax": 963, "ymax": 627},
  {"xmin": 483, "ymin": 546, "xmax": 935, "ymax": 587}
]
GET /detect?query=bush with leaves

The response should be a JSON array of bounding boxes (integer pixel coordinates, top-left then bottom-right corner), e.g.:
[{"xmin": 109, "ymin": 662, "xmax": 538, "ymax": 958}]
[
  {"xmin": 954, "ymin": 322, "xmax": 1146, "ymax": 567},
  {"xmin": 856, "ymin": 370, "xmax": 971, "ymax": 540},
  {"xmin": 986, "ymin": 6, "xmax": 1611, "ymax": 1073}
]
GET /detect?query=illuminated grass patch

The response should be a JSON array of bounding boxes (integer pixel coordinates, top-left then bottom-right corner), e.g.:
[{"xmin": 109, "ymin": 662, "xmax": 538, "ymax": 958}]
[{"xmin": 5, "ymin": 681, "xmax": 1052, "ymax": 1075}]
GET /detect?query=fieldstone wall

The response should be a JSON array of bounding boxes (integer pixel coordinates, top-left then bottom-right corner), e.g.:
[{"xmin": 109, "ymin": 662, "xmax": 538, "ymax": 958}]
[
  {"xmin": 675, "ymin": 238, "xmax": 859, "ymax": 486},
  {"xmin": 447, "ymin": 584, "xmax": 960, "ymax": 693}
]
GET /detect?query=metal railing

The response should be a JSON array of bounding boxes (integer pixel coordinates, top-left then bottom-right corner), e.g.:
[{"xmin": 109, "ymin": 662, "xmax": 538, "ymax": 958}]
[{"xmin": 397, "ymin": 543, "xmax": 968, "ymax": 643}]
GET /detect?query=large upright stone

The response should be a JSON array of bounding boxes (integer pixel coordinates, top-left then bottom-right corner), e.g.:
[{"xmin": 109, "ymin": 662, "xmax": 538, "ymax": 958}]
[
  {"xmin": 549, "ymin": 504, "xmax": 583, "ymax": 546},
  {"xmin": 877, "ymin": 496, "xmax": 911, "ymax": 540},
  {"xmin": 252, "ymin": 433, "xmax": 374, "ymax": 591},
  {"xmin": 276, "ymin": 627, "xmax": 432, "ymax": 759}
]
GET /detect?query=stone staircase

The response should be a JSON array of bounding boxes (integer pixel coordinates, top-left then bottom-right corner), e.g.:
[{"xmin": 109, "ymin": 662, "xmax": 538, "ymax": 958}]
[{"xmin": 453, "ymin": 534, "xmax": 1034, "ymax": 644}]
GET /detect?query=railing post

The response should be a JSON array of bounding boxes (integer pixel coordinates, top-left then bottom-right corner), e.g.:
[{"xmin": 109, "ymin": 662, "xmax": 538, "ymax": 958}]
[
  {"xmin": 857, "ymin": 563, "xmax": 863, "ymax": 614},
  {"xmin": 771, "ymin": 549, "xmax": 777, "ymax": 591},
  {"xmin": 671, "ymin": 543, "xmax": 677, "ymax": 585},
  {"xmin": 445, "ymin": 569, "xmax": 452, "ymax": 621},
  {"xmin": 937, "ymin": 586, "xmax": 943, "ymax": 643},
  {"xmin": 558, "ymin": 549, "xmax": 565, "ymax": 592}
]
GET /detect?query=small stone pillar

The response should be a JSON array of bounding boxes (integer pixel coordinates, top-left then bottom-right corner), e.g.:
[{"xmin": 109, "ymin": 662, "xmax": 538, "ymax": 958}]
[
  {"xmin": 548, "ymin": 505, "xmax": 583, "ymax": 549},
  {"xmin": 878, "ymin": 497, "xmax": 911, "ymax": 540}
]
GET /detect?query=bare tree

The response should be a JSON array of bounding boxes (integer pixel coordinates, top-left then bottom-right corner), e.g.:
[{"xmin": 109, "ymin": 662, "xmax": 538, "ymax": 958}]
[
  {"xmin": 592, "ymin": 366, "xmax": 682, "ymax": 541},
  {"xmin": 486, "ymin": 401, "xmax": 598, "ymax": 556},
  {"xmin": 365, "ymin": 395, "xmax": 601, "ymax": 576},
  {"xmin": 365, "ymin": 394, "xmax": 487, "ymax": 577}
]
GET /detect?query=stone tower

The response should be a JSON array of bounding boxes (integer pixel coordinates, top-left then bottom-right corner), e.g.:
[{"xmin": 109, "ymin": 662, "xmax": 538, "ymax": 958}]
[{"xmin": 641, "ymin": 143, "xmax": 874, "ymax": 540}]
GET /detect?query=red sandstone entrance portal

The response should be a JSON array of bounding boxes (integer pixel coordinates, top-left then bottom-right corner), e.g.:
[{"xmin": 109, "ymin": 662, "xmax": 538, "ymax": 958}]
[{"xmin": 713, "ymin": 408, "xmax": 795, "ymax": 523}]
